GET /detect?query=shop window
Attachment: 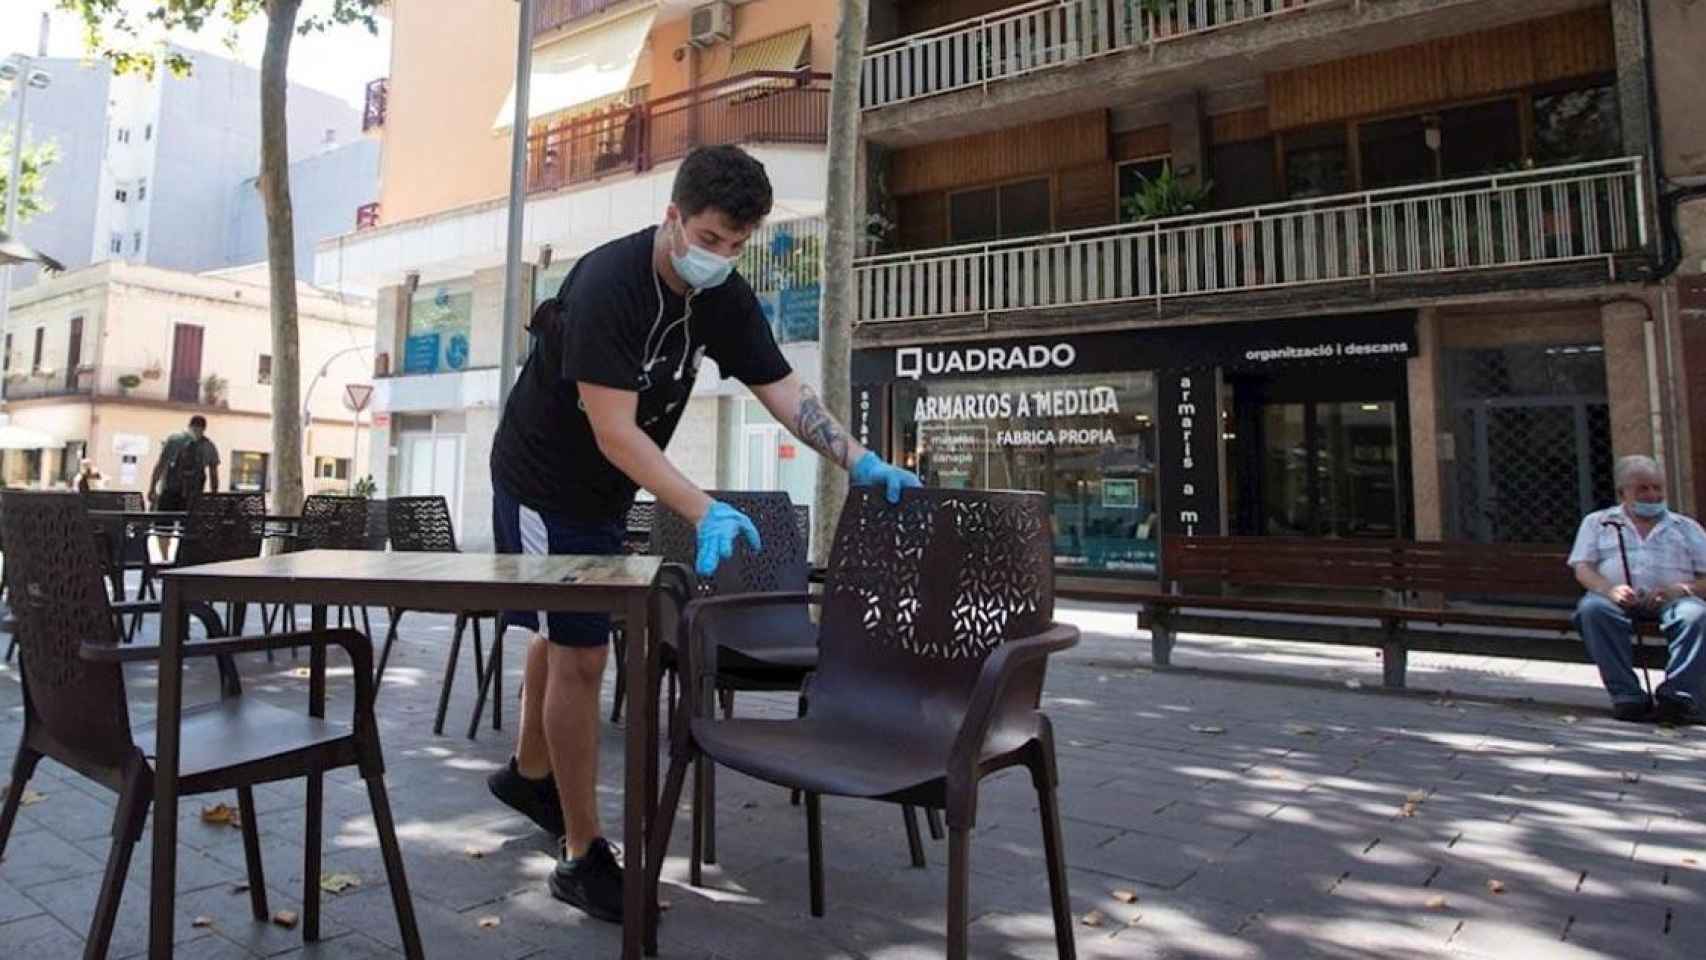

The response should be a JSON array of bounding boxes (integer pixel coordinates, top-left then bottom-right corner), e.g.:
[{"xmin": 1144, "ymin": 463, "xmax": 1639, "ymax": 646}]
[
  {"xmin": 948, "ymin": 177, "xmax": 1051, "ymax": 244},
  {"xmin": 314, "ymin": 456, "xmax": 351, "ymax": 480},
  {"xmin": 1533, "ymin": 85, "xmax": 1622, "ymax": 165},
  {"xmin": 230, "ymin": 451, "xmax": 270, "ymax": 492},
  {"xmin": 893, "ymin": 370, "xmax": 1159, "ymax": 577},
  {"xmin": 1208, "ymin": 139, "xmax": 1278, "ymax": 209},
  {"xmin": 1439, "ymin": 100, "xmax": 1523, "ymax": 178},
  {"xmin": 257, "ymin": 353, "xmax": 272, "ymax": 385},
  {"xmin": 1283, "ymin": 125, "xmax": 1349, "ymax": 199},
  {"xmin": 404, "ymin": 284, "xmax": 474, "ymax": 375},
  {"xmin": 1358, "ymin": 115, "xmax": 1432, "ymax": 190}
]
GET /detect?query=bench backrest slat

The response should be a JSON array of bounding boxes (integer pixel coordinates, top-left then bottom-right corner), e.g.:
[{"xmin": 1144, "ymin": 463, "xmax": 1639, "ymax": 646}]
[{"xmin": 1164, "ymin": 536, "xmax": 1580, "ymax": 601}]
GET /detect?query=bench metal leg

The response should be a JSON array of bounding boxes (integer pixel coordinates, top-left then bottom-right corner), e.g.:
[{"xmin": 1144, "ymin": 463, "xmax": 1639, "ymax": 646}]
[
  {"xmin": 1149, "ymin": 612, "xmax": 1174, "ymax": 668},
  {"xmin": 1382, "ymin": 640, "xmax": 1408, "ymax": 689}
]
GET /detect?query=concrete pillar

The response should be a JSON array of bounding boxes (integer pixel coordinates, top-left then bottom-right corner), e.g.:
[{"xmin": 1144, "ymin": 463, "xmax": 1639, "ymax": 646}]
[
  {"xmin": 460, "ymin": 407, "xmax": 499, "ymax": 551},
  {"xmin": 375, "ymin": 284, "xmax": 405, "ymax": 375},
  {"xmin": 1165, "ymin": 92, "xmax": 1206, "ymax": 190},
  {"xmin": 1407, "ymin": 309, "xmax": 1444, "ymax": 541},
  {"xmin": 1602, "ymin": 299, "xmax": 1656, "ymax": 461}
]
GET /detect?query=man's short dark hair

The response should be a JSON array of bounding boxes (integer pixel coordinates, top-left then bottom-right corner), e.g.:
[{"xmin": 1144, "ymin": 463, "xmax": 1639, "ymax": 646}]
[
  {"xmin": 672, "ymin": 146, "xmax": 773, "ymax": 230},
  {"xmin": 189, "ymin": 415, "xmax": 208, "ymax": 430}
]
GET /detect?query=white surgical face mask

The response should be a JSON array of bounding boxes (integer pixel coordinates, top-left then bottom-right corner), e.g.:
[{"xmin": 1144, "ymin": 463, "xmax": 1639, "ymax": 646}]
[{"xmin": 668, "ymin": 219, "xmax": 734, "ymax": 290}]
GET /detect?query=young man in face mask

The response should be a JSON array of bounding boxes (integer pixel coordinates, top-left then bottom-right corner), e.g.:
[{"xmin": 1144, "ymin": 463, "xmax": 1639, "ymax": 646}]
[
  {"xmin": 1569, "ymin": 455, "xmax": 1706, "ymax": 723},
  {"xmin": 486, "ymin": 145, "xmax": 919, "ymax": 922}
]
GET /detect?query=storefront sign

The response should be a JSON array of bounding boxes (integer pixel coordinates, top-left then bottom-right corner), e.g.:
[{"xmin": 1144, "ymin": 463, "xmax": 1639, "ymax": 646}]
[
  {"xmin": 852, "ymin": 383, "xmax": 887, "ymax": 458},
  {"xmin": 853, "ymin": 311, "xmax": 1417, "ymax": 385},
  {"xmin": 779, "ymin": 284, "xmax": 821, "ymax": 343},
  {"xmin": 1157, "ymin": 370, "xmax": 1221, "ymax": 541},
  {"xmin": 405, "ymin": 285, "xmax": 473, "ymax": 375}
]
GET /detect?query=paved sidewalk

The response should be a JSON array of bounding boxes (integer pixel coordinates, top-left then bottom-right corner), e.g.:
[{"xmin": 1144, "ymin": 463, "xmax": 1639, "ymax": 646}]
[{"xmin": 1, "ymin": 601, "xmax": 1702, "ymax": 958}]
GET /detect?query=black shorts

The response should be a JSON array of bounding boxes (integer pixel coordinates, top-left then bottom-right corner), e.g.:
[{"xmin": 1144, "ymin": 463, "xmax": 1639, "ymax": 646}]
[
  {"xmin": 492, "ymin": 478, "xmax": 625, "ymax": 648},
  {"xmin": 157, "ymin": 490, "xmax": 189, "ymax": 512}
]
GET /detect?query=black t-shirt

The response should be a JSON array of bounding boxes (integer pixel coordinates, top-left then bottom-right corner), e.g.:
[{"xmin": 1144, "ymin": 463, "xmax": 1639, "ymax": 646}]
[{"xmin": 491, "ymin": 226, "xmax": 792, "ymax": 520}]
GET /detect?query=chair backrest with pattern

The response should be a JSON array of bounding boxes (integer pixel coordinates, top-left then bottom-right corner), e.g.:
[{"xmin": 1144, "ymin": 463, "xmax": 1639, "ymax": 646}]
[
  {"xmin": 81, "ymin": 490, "xmax": 133, "ymax": 513},
  {"xmin": 387, "ymin": 496, "xmax": 457, "ymax": 553},
  {"xmin": 364, "ymin": 499, "xmax": 389, "ymax": 550},
  {"xmin": 298, "ymin": 495, "xmax": 370, "ymax": 550},
  {"xmin": 176, "ymin": 492, "xmax": 267, "ymax": 568},
  {"xmin": 813, "ymin": 488, "xmax": 1054, "ymax": 733},
  {"xmin": 0, "ymin": 492, "xmax": 135, "ymax": 771},
  {"xmin": 651, "ymin": 491, "xmax": 807, "ymax": 596}
]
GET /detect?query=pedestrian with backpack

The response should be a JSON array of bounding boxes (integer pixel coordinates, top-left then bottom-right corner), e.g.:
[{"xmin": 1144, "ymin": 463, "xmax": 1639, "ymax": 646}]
[{"xmin": 149, "ymin": 415, "xmax": 221, "ymax": 511}]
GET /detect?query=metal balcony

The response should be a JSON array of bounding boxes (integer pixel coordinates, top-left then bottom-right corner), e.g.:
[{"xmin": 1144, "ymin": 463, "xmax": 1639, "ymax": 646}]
[{"xmin": 855, "ymin": 157, "xmax": 1647, "ymax": 323}]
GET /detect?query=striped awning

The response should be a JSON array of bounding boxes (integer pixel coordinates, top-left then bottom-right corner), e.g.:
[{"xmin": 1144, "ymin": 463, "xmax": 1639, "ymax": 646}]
[{"xmin": 726, "ymin": 26, "xmax": 811, "ymax": 76}]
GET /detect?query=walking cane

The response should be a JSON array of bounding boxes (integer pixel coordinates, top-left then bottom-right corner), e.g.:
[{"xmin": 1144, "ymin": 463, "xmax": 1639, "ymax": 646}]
[{"xmin": 1601, "ymin": 518, "xmax": 1655, "ymax": 699}]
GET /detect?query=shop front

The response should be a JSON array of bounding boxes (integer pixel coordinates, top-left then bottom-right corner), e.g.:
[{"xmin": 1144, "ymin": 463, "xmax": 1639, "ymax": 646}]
[{"xmin": 853, "ymin": 311, "xmax": 1420, "ymax": 587}]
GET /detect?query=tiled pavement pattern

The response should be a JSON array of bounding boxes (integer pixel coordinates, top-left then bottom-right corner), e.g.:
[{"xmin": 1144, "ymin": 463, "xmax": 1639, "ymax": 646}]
[{"xmin": 1, "ymin": 599, "xmax": 1703, "ymax": 958}]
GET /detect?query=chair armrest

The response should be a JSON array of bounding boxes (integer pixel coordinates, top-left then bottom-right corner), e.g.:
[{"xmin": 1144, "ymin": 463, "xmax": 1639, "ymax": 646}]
[
  {"xmin": 110, "ymin": 599, "xmax": 161, "ymax": 617},
  {"xmin": 680, "ymin": 590, "xmax": 820, "ymax": 718},
  {"xmin": 947, "ymin": 622, "xmax": 1079, "ymax": 795}
]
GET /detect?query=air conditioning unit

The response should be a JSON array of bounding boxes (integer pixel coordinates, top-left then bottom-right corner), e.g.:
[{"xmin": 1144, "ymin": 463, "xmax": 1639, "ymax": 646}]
[{"xmin": 689, "ymin": 2, "xmax": 734, "ymax": 48}]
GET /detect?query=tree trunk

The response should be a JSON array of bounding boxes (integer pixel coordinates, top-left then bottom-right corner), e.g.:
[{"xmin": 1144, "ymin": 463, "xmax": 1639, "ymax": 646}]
[
  {"xmin": 812, "ymin": 0, "xmax": 869, "ymax": 564},
  {"xmin": 260, "ymin": 0, "xmax": 305, "ymax": 514}
]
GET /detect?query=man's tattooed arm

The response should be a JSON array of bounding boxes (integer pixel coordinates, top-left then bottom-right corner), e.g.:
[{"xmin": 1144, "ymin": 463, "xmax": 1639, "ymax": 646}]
[{"xmin": 793, "ymin": 384, "xmax": 854, "ymax": 468}]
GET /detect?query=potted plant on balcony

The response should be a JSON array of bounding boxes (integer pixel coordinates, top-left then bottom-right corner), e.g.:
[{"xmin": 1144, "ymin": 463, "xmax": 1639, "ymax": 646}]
[
  {"xmin": 202, "ymin": 373, "xmax": 228, "ymax": 408},
  {"xmin": 141, "ymin": 360, "xmax": 163, "ymax": 381},
  {"xmin": 117, "ymin": 373, "xmax": 143, "ymax": 396},
  {"xmin": 353, "ymin": 475, "xmax": 377, "ymax": 498},
  {"xmin": 1122, "ymin": 167, "xmax": 1214, "ymax": 292}
]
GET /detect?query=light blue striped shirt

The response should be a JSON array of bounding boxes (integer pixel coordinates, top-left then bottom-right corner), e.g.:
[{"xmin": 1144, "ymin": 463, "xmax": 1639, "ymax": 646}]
[{"xmin": 1568, "ymin": 506, "xmax": 1706, "ymax": 593}]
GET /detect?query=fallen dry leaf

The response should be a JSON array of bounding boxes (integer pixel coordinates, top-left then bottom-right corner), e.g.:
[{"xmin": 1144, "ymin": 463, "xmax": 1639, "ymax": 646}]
[
  {"xmin": 1080, "ymin": 910, "xmax": 1107, "ymax": 928},
  {"xmin": 1405, "ymin": 790, "xmax": 1428, "ymax": 804},
  {"xmin": 463, "ymin": 846, "xmax": 485, "ymax": 860},
  {"xmin": 1621, "ymin": 771, "xmax": 1642, "ymax": 784},
  {"xmin": 1486, "ymin": 879, "xmax": 1506, "ymax": 895},
  {"xmin": 1655, "ymin": 726, "xmax": 1682, "ymax": 739},
  {"xmin": 319, "ymin": 872, "xmax": 361, "ymax": 895},
  {"xmin": 19, "ymin": 789, "xmax": 45, "ymax": 807},
  {"xmin": 477, "ymin": 916, "xmax": 502, "ymax": 930},
  {"xmin": 1345, "ymin": 679, "xmax": 1364, "ymax": 690},
  {"xmin": 272, "ymin": 910, "xmax": 299, "ymax": 929},
  {"xmin": 1188, "ymin": 724, "xmax": 1226, "ymax": 735},
  {"xmin": 1398, "ymin": 802, "xmax": 1420, "ymax": 818},
  {"xmin": 1424, "ymin": 895, "xmax": 1448, "ymax": 910},
  {"xmin": 1561, "ymin": 714, "xmax": 1580, "ymax": 725},
  {"xmin": 1286, "ymin": 724, "xmax": 1318, "ymax": 737},
  {"xmin": 191, "ymin": 916, "xmax": 214, "ymax": 929},
  {"xmin": 1111, "ymin": 889, "xmax": 1139, "ymax": 904},
  {"xmin": 289, "ymin": 667, "xmax": 313, "ymax": 679},
  {"xmin": 1682, "ymin": 857, "xmax": 1699, "ymax": 866},
  {"xmin": 199, "ymin": 803, "xmax": 242, "ymax": 829}
]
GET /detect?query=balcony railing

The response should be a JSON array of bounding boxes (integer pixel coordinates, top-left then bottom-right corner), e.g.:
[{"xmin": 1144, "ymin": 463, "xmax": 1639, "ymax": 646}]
[
  {"xmin": 356, "ymin": 202, "xmax": 381, "ymax": 230},
  {"xmin": 862, "ymin": 0, "xmax": 1335, "ymax": 111},
  {"xmin": 1, "ymin": 369, "xmax": 93, "ymax": 402},
  {"xmin": 363, "ymin": 78, "xmax": 388, "ymax": 132},
  {"xmin": 527, "ymin": 71, "xmax": 830, "ymax": 195},
  {"xmin": 533, "ymin": 0, "xmax": 633, "ymax": 35},
  {"xmin": 855, "ymin": 158, "xmax": 1647, "ymax": 323}
]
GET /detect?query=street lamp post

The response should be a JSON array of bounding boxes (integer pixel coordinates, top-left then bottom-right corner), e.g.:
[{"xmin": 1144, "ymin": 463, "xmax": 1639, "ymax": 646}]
[
  {"xmin": 0, "ymin": 54, "xmax": 53, "ymax": 339},
  {"xmin": 303, "ymin": 344, "xmax": 371, "ymax": 493}
]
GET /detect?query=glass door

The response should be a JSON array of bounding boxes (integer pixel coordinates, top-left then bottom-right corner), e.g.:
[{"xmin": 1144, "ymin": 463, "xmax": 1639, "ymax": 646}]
[{"xmin": 1241, "ymin": 398, "xmax": 1403, "ymax": 538}]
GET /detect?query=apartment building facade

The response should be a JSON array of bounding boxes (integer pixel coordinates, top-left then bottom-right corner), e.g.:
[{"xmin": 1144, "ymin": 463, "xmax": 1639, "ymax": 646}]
[
  {"xmin": 1, "ymin": 45, "xmax": 369, "ymax": 287},
  {"xmin": 317, "ymin": 0, "xmax": 837, "ymax": 549},
  {"xmin": 0, "ymin": 262, "xmax": 376, "ymax": 497},
  {"xmin": 851, "ymin": 0, "xmax": 1704, "ymax": 593}
]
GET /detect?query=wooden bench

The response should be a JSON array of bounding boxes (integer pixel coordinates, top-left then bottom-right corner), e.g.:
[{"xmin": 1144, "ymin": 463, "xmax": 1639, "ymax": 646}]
[{"xmin": 1136, "ymin": 536, "xmax": 1664, "ymax": 689}]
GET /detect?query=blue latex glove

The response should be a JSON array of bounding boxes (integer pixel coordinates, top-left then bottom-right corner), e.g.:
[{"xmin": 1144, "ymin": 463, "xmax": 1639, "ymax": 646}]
[
  {"xmin": 696, "ymin": 500, "xmax": 762, "ymax": 577},
  {"xmin": 850, "ymin": 451, "xmax": 922, "ymax": 504}
]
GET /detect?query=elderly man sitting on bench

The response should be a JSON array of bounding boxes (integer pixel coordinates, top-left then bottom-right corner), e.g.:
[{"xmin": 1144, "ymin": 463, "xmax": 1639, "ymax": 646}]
[{"xmin": 1569, "ymin": 455, "xmax": 1706, "ymax": 723}]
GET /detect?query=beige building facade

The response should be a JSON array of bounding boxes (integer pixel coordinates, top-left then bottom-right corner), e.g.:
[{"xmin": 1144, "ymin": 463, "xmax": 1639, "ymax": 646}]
[
  {"xmin": 1, "ymin": 262, "xmax": 376, "ymax": 500},
  {"xmin": 325, "ymin": 0, "xmax": 838, "ymax": 549},
  {"xmin": 851, "ymin": 0, "xmax": 1703, "ymax": 594}
]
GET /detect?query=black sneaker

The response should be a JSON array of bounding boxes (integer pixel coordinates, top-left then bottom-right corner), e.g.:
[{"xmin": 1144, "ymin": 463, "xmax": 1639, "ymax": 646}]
[
  {"xmin": 549, "ymin": 837, "xmax": 624, "ymax": 923},
  {"xmin": 1654, "ymin": 694, "xmax": 1694, "ymax": 726},
  {"xmin": 487, "ymin": 757, "xmax": 564, "ymax": 838},
  {"xmin": 1612, "ymin": 699, "xmax": 1655, "ymax": 723}
]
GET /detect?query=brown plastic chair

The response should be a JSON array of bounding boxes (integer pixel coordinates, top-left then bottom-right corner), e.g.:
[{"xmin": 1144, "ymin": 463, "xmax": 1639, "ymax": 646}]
[
  {"xmin": 646, "ymin": 488, "xmax": 1078, "ymax": 959},
  {"xmin": 0, "ymin": 491, "xmax": 422, "ymax": 959},
  {"xmin": 265, "ymin": 495, "xmax": 372, "ymax": 637},
  {"xmin": 380, "ymin": 496, "xmax": 499, "ymax": 736}
]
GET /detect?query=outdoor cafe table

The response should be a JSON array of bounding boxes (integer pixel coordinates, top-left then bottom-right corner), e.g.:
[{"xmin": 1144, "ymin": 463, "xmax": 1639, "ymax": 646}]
[{"xmin": 149, "ymin": 549, "xmax": 666, "ymax": 959}]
